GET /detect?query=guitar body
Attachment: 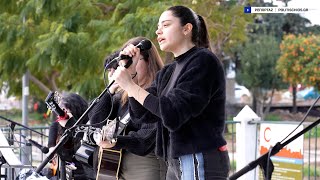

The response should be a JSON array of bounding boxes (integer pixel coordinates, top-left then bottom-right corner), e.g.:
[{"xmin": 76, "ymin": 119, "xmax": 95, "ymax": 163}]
[{"xmin": 96, "ymin": 147, "xmax": 122, "ymax": 180}]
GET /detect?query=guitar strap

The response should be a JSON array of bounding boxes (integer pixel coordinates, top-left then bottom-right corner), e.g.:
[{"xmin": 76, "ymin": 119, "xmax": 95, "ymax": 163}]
[
  {"xmin": 74, "ymin": 111, "xmax": 130, "ymax": 168},
  {"xmin": 114, "ymin": 110, "xmax": 130, "ymax": 138}
]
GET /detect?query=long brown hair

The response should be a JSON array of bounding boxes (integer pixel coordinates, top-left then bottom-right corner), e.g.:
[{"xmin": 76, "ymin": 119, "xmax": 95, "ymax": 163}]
[{"xmin": 120, "ymin": 37, "xmax": 164, "ymax": 105}]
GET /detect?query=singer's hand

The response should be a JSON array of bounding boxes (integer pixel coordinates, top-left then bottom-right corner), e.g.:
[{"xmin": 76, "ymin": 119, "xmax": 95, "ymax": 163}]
[
  {"xmin": 108, "ymin": 81, "xmax": 120, "ymax": 94},
  {"xmin": 99, "ymin": 140, "xmax": 116, "ymax": 149},
  {"xmin": 109, "ymin": 84, "xmax": 120, "ymax": 94},
  {"xmin": 121, "ymin": 44, "xmax": 141, "ymax": 67},
  {"xmin": 114, "ymin": 66, "xmax": 135, "ymax": 93},
  {"xmin": 120, "ymin": 44, "xmax": 139, "ymax": 57}
]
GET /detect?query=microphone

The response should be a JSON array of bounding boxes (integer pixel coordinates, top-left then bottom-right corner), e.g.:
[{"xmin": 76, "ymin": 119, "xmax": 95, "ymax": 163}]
[
  {"xmin": 20, "ymin": 134, "xmax": 49, "ymax": 154},
  {"xmin": 105, "ymin": 39, "xmax": 152, "ymax": 69}
]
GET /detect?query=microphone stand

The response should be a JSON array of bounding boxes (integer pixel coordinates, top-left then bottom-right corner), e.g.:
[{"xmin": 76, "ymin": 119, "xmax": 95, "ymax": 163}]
[
  {"xmin": 0, "ymin": 115, "xmax": 47, "ymax": 149},
  {"xmin": 36, "ymin": 58, "xmax": 133, "ymax": 174},
  {"xmin": 230, "ymin": 118, "xmax": 320, "ymax": 180},
  {"xmin": 0, "ymin": 115, "xmax": 48, "ymax": 137},
  {"xmin": 230, "ymin": 94, "xmax": 320, "ymax": 180},
  {"xmin": 35, "ymin": 77, "xmax": 120, "ymax": 173}
]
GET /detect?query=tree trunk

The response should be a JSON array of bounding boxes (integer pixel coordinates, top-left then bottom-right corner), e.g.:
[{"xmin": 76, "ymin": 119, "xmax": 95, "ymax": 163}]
[
  {"xmin": 29, "ymin": 74, "xmax": 51, "ymax": 94},
  {"xmin": 264, "ymin": 88, "xmax": 275, "ymax": 115},
  {"xmin": 252, "ymin": 95, "xmax": 257, "ymax": 113}
]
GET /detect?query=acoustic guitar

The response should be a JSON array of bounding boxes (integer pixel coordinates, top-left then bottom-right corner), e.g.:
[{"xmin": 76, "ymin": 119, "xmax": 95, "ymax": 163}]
[
  {"xmin": 95, "ymin": 113, "xmax": 130, "ymax": 180},
  {"xmin": 96, "ymin": 147, "xmax": 122, "ymax": 180},
  {"xmin": 46, "ymin": 91, "xmax": 130, "ymax": 179}
]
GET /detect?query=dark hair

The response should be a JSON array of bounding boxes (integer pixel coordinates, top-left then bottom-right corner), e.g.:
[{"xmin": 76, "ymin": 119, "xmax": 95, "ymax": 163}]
[
  {"xmin": 167, "ymin": 6, "xmax": 211, "ymax": 50},
  {"xmin": 120, "ymin": 36, "xmax": 164, "ymax": 105},
  {"xmin": 104, "ymin": 50, "xmax": 120, "ymax": 69},
  {"xmin": 60, "ymin": 92, "xmax": 89, "ymax": 124}
]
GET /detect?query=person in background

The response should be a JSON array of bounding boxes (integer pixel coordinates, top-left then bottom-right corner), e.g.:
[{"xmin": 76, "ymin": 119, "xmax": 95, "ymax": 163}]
[
  {"xmin": 89, "ymin": 36, "xmax": 167, "ymax": 180},
  {"xmin": 113, "ymin": 5, "xmax": 230, "ymax": 180},
  {"xmin": 46, "ymin": 92, "xmax": 94, "ymax": 180}
]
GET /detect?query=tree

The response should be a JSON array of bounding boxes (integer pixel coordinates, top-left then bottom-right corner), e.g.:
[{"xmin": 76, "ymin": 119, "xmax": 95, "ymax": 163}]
[
  {"xmin": 0, "ymin": 0, "xmax": 172, "ymax": 99},
  {"xmin": 276, "ymin": 34, "xmax": 320, "ymax": 111},
  {"xmin": 0, "ymin": 0, "xmax": 105, "ymax": 99},
  {"xmin": 234, "ymin": 0, "xmax": 320, "ymax": 115},
  {"xmin": 1, "ymin": 0, "xmax": 253, "ymax": 100},
  {"xmin": 236, "ymin": 34, "xmax": 281, "ymax": 117},
  {"xmin": 187, "ymin": 0, "xmax": 253, "ymax": 60}
]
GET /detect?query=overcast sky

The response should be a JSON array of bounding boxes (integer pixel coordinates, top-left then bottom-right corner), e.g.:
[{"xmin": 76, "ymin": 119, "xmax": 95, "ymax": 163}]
[{"xmin": 265, "ymin": 0, "xmax": 320, "ymax": 25}]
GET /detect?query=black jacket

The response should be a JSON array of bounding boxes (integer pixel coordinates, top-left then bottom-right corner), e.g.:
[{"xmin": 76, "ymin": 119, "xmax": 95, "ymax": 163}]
[
  {"xmin": 129, "ymin": 47, "xmax": 227, "ymax": 159},
  {"xmin": 89, "ymin": 92, "xmax": 156, "ymax": 156}
]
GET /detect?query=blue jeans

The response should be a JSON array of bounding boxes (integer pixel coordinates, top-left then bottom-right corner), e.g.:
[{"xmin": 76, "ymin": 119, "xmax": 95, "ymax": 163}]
[{"xmin": 166, "ymin": 148, "xmax": 230, "ymax": 180}]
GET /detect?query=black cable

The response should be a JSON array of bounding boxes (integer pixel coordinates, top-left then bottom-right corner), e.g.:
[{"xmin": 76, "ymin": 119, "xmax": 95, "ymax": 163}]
[
  {"xmin": 86, "ymin": 70, "xmax": 137, "ymax": 127},
  {"xmin": 103, "ymin": 63, "xmax": 109, "ymax": 87},
  {"xmin": 76, "ymin": 65, "xmax": 115, "ymax": 127},
  {"xmin": 79, "ymin": 89, "xmax": 114, "ymax": 127},
  {"xmin": 280, "ymin": 95, "xmax": 320, "ymax": 143}
]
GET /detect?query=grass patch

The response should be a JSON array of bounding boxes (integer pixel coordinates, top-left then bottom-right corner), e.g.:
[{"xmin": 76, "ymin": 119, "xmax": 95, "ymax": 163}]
[
  {"xmin": 264, "ymin": 114, "xmax": 281, "ymax": 121},
  {"xmin": 303, "ymin": 166, "xmax": 320, "ymax": 177},
  {"xmin": 0, "ymin": 109, "xmax": 49, "ymax": 126},
  {"xmin": 230, "ymin": 160, "xmax": 236, "ymax": 171}
]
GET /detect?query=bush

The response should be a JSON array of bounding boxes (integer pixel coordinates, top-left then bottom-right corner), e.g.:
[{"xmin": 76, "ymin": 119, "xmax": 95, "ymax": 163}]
[{"xmin": 264, "ymin": 114, "xmax": 281, "ymax": 121}]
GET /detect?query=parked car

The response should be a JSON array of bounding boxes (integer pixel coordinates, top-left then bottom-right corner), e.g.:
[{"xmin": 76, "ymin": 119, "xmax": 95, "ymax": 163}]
[
  {"xmin": 297, "ymin": 87, "xmax": 320, "ymax": 100},
  {"xmin": 235, "ymin": 84, "xmax": 251, "ymax": 102}
]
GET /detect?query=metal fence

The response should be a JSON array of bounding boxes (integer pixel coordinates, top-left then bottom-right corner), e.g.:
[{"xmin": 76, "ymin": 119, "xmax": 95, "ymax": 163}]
[
  {"xmin": 0, "ymin": 125, "xmax": 49, "ymax": 179},
  {"xmin": 0, "ymin": 121, "xmax": 319, "ymax": 179}
]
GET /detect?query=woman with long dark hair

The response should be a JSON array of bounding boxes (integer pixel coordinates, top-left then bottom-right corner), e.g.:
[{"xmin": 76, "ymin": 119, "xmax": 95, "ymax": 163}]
[
  {"xmin": 113, "ymin": 6, "xmax": 230, "ymax": 180},
  {"xmin": 90, "ymin": 36, "xmax": 166, "ymax": 180}
]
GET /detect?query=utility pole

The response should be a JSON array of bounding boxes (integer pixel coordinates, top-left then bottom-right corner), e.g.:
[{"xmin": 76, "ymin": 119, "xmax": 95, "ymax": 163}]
[{"xmin": 21, "ymin": 71, "xmax": 31, "ymax": 165}]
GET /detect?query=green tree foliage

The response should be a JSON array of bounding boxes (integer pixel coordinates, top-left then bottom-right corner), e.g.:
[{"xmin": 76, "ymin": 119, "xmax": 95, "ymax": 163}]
[
  {"xmin": 0, "ymin": 0, "xmax": 104, "ymax": 99},
  {"xmin": 237, "ymin": 35, "xmax": 280, "ymax": 89},
  {"xmin": 187, "ymin": 0, "xmax": 253, "ymax": 59},
  {"xmin": 0, "ymin": 0, "xmax": 251, "ymax": 101},
  {"xmin": 235, "ymin": 0, "xmax": 320, "ymax": 114}
]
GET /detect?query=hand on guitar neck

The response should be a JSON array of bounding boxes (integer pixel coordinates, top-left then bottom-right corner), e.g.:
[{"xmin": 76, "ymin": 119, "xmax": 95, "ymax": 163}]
[
  {"xmin": 99, "ymin": 140, "xmax": 116, "ymax": 149},
  {"xmin": 97, "ymin": 119, "xmax": 118, "ymax": 149}
]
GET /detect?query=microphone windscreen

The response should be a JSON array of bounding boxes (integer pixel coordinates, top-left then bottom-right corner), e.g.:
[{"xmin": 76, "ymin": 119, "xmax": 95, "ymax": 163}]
[{"xmin": 137, "ymin": 40, "xmax": 152, "ymax": 51}]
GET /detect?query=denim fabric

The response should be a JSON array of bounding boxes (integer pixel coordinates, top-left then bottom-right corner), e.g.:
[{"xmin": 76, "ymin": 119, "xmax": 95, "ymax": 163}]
[{"xmin": 165, "ymin": 148, "xmax": 230, "ymax": 180}]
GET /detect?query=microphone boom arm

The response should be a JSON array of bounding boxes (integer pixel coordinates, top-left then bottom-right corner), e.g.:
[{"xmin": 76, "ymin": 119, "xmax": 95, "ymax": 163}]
[
  {"xmin": 0, "ymin": 116, "xmax": 47, "ymax": 137},
  {"xmin": 229, "ymin": 118, "xmax": 320, "ymax": 180},
  {"xmin": 36, "ymin": 78, "xmax": 119, "ymax": 173},
  {"xmin": 36, "ymin": 42, "xmax": 140, "ymax": 173}
]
